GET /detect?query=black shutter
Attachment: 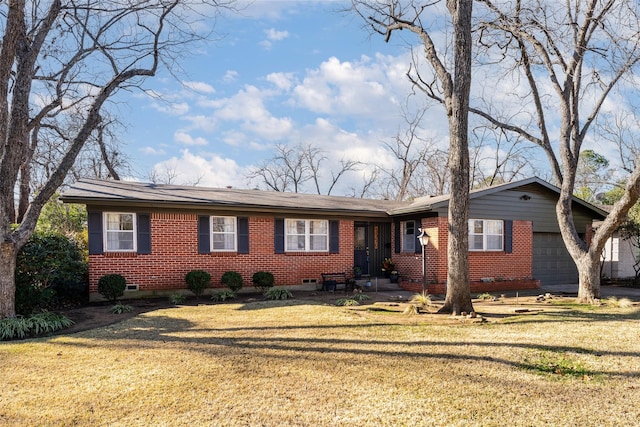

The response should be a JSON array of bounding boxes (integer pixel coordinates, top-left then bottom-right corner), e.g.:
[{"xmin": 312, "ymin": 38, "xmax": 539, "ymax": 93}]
[
  {"xmin": 87, "ymin": 211, "xmax": 103, "ymax": 255},
  {"xmin": 274, "ymin": 218, "xmax": 285, "ymax": 253},
  {"xmin": 394, "ymin": 221, "xmax": 401, "ymax": 253},
  {"xmin": 198, "ymin": 216, "xmax": 210, "ymax": 254},
  {"xmin": 329, "ymin": 220, "xmax": 339, "ymax": 253},
  {"xmin": 137, "ymin": 213, "xmax": 151, "ymax": 254},
  {"xmin": 504, "ymin": 220, "xmax": 513, "ymax": 253},
  {"xmin": 237, "ymin": 217, "xmax": 249, "ymax": 254}
]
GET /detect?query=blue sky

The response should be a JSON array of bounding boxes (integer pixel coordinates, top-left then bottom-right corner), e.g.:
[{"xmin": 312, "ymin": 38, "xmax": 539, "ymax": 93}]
[
  {"xmin": 112, "ymin": 0, "xmax": 625, "ymax": 195},
  {"xmin": 115, "ymin": 0, "xmax": 448, "ymax": 194}
]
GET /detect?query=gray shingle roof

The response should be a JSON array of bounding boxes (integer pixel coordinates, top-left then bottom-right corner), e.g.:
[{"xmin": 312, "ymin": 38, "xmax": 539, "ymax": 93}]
[{"xmin": 60, "ymin": 178, "xmax": 401, "ymax": 217}]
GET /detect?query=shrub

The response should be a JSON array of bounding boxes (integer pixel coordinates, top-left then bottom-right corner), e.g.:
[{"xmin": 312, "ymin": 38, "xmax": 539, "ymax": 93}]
[
  {"xmin": 264, "ymin": 287, "xmax": 293, "ymax": 300},
  {"xmin": 476, "ymin": 292, "xmax": 494, "ymax": 300},
  {"xmin": 252, "ymin": 271, "xmax": 275, "ymax": 292},
  {"xmin": 410, "ymin": 291, "xmax": 432, "ymax": 306},
  {"xmin": 185, "ymin": 270, "xmax": 211, "ymax": 297},
  {"xmin": 352, "ymin": 293, "xmax": 370, "ymax": 302},
  {"xmin": 110, "ymin": 303, "xmax": 133, "ymax": 314},
  {"xmin": 169, "ymin": 293, "xmax": 186, "ymax": 305},
  {"xmin": 0, "ymin": 312, "xmax": 74, "ymax": 341},
  {"xmin": 336, "ymin": 298, "xmax": 360, "ymax": 306},
  {"xmin": 211, "ymin": 290, "xmax": 236, "ymax": 302},
  {"xmin": 15, "ymin": 232, "xmax": 88, "ymax": 315},
  {"xmin": 221, "ymin": 271, "xmax": 243, "ymax": 293},
  {"xmin": 98, "ymin": 274, "xmax": 127, "ymax": 302}
]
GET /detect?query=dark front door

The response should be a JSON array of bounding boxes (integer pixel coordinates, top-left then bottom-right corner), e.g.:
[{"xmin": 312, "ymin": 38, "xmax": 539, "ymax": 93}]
[
  {"xmin": 354, "ymin": 223, "xmax": 369, "ymax": 275},
  {"xmin": 354, "ymin": 222, "xmax": 391, "ymax": 277}
]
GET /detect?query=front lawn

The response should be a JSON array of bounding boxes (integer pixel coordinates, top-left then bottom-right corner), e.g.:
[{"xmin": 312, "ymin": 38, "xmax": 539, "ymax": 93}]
[{"xmin": 1, "ymin": 297, "xmax": 639, "ymax": 426}]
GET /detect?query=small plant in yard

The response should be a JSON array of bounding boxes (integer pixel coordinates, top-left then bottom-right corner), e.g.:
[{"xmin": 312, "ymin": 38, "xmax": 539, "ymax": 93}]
[
  {"xmin": 252, "ymin": 271, "xmax": 275, "ymax": 292},
  {"xmin": 169, "ymin": 293, "xmax": 186, "ymax": 305},
  {"xmin": 264, "ymin": 287, "xmax": 293, "ymax": 300},
  {"xmin": 403, "ymin": 304, "xmax": 418, "ymax": 315},
  {"xmin": 110, "ymin": 303, "xmax": 133, "ymax": 314},
  {"xmin": 410, "ymin": 291, "xmax": 432, "ymax": 306},
  {"xmin": 0, "ymin": 312, "xmax": 74, "ymax": 341},
  {"xmin": 351, "ymin": 292, "xmax": 370, "ymax": 302},
  {"xmin": 185, "ymin": 270, "xmax": 211, "ymax": 297},
  {"xmin": 604, "ymin": 296, "xmax": 633, "ymax": 308},
  {"xmin": 335, "ymin": 298, "xmax": 360, "ymax": 306},
  {"xmin": 211, "ymin": 290, "xmax": 236, "ymax": 302},
  {"xmin": 98, "ymin": 274, "xmax": 127, "ymax": 302},
  {"xmin": 221, "ymin": 271, "xmax": 243, "ymax": 293},
  {"xmin": 476, "ymin": 292, "xmax": 494, "ymax": 300}
]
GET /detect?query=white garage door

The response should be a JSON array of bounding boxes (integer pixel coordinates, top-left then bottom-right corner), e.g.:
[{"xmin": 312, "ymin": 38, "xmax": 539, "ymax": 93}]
[{"xmin": 533, "ymin": 233, "xmax": 578, "ymax": 286}]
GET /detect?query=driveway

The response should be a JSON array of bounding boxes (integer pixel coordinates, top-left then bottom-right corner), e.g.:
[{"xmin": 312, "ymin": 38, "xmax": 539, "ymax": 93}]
[{"xmin": 542, "ymin": 283, "xmax": 640, "ymax": 300}]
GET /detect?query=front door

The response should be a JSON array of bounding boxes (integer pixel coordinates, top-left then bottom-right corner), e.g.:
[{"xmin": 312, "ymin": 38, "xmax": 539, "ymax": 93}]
[
  {"xmin": 354, "ymin": 222, "xmax": 392, "ymax": 277},
  {"xmin": 354, "ymin": 223, "xmax": 368, "ymax": 275}
]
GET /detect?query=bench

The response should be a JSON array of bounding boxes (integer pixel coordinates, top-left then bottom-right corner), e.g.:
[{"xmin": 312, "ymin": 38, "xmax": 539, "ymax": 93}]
[{"xmin": 321, "ymin": 272, "xmax": 353, "ymax": 292}]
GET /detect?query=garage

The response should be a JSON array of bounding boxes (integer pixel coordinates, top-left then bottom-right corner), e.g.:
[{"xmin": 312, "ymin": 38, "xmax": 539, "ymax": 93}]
[{"xmin": 533, "ymin": 232, "xmax": 578, "ymax": 286}]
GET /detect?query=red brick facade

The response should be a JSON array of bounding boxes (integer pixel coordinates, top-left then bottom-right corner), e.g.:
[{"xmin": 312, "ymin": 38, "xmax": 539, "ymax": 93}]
[
  {"xmin": 393, "ymin": 217, "xmax": 535, "ymax": 292},
  {"xmin": 89, "ymin": 211, "xmax": 537, "ymax": 297},
  {"xmin": 89, "ymin": 212, "xmax": 354, "ymax": 295}
]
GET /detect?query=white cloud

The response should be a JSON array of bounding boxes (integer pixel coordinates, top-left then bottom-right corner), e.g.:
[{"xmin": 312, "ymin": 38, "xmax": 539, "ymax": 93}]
[
  {"xmin": 265, "ymin": 28, "xmax": 289, "ymax": 41},
  {"xmin": 151, "ymin": 149, "xmax": 245, "ymax": 188},
  {"xmin": 223, "ymin": 70, "xmax": 238, "ymax": 83},
  {"xmin": 266, "ymin": 72, "xmax": 296, "ymax": 91},
  {"xmin": 183, "ymin": 81, "xmax": 216, "ymax": 94},
  {"xmin": 151, "ymin": 101, "xmax": 190, "ymax": 116},
  {"xmin": 174, "ymin": 131, "xmax": 209, "ymax": 146},
  {"xmin": 140, "ymin": 146, "xmax": 167, "ymax": 155}
]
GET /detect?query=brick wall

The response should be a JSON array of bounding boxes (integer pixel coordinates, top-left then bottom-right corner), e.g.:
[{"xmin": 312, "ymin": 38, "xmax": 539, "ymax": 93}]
[
  {"xmin": 394, "ymin": 217, "xmax": 533, "ymax": 286},
  {"xmin": 89, "ymin": 213, "xmax": 354, "ymax": 294}
]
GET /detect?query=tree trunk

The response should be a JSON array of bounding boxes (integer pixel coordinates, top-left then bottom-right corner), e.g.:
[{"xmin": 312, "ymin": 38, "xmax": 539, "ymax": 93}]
[
  {"xmin": 0, "ymin": 241, "xmax": 17, "ymax": 318},
  {"xmin": 438, "ymin": 0, "xmax": 474, "ymax": 315},
  {"xmin": 576, "ymin": 251, "xmax": 601, "ymax": 304}
]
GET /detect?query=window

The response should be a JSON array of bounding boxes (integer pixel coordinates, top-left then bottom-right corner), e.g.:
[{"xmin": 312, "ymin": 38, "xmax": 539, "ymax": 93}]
[
  {"xmin": 401, "ymin": 220, "xmax": 416, "ymax": 252},
  {"xmin": 211, "ymin": 216, "xmax": 237, "ymax": 251},
  {"xmin": 469, "ymin": 219, "xmax": 503, "ymax": 251},
  {"xmin": 285, "ymin": 219, "xmax": 328, "ymax": 252},
  {"xmin": 104, "ymin": 212, "xmax": 136, "ymax": 252}
]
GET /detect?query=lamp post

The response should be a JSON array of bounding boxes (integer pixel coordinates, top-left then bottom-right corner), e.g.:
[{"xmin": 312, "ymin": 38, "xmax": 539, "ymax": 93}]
[{"xmin": 417, "ymin": 228, "xmax": 430, "ymax": 294}]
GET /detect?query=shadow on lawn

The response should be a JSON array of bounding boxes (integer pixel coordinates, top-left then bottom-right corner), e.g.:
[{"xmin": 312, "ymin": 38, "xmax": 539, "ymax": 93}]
[{"xmin": 54, "ymin": 306, "xmax": 640, "ymax": 380}]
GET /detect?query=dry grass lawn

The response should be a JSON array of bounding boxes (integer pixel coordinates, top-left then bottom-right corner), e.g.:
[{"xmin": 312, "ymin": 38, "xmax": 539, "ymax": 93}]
[{"xmin": 1, "ymin": 294, "xmax": 640, "ymax": 426}]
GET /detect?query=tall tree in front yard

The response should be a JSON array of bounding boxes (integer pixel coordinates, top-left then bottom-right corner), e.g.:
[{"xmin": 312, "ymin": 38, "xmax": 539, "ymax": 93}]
[
  {"xmin": 475, "ymin": 0, "xmax": 640, "ymax": 303},
  {"xmin": 352, "ymin": 0, "xmax": 475, "ymax": 314},
  {"xmin": 0, "ymin": 0, "xmax": 234, "ymax": 318}
]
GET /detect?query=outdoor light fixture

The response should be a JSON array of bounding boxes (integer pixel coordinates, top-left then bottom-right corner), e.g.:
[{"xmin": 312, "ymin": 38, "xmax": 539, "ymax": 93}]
[{"xmin": 417, "ymin": 228, "xmax": 430, "ymax": 294}]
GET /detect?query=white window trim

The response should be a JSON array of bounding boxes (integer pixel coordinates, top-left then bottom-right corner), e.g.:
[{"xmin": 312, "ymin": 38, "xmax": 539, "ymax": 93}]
[
  {"xmin": 210, "ymin": 216, "xmax": 237, "ymax": 252},
  {"xmin": 469, "ymin": 219, "xmax": 504, "ymax": 252},
  {"xmin": 285, "ymin": 219, "xmax": 329, "ymax": 252},
  {"xmin": 103, "ymin": 212, "xmax": 137, "ymax": 252},
  {"xmin": 401, "ymin": 220, "xmax": 416, "ymax": 253}
]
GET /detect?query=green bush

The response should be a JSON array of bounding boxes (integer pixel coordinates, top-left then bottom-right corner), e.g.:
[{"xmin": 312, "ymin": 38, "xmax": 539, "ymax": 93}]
[
  {"xmin": 110, "ymin": 303, "xmax": 133, "ymax": 314},
  {"xmin": 98, "ymin": 274, "xmax": 127, "ymax": 302},
  {"xmin": 221, "ymin": 271, "xmax": 243, "ymax": 293},
  {"xmin": 15, "ymin": 233, "xmax": 88, "ymax": 315},
  {"xmin": 252, "ymin": 271, "xmax": 275, "ymax": 292},
  {"xmin": 185, "ymin": 270, "xmax": 211, "ymax": 297},
  {"xmin": 264, "ymin": 287, "xmax": 293, "ymax": 300},
  {"xmin": 0, "ymin": 312, "xmax": 74, "ymax": 341},
  {"xmin": 211, "ymin": 290, "xmax": 236, "ymax": 302},
  {"xmin": 169, "ymin": 293, "xmax": 186, "ymax": 305}
]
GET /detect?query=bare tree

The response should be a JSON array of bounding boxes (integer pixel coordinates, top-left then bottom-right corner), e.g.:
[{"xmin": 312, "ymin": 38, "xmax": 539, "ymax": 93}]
[
  {"xmin": 0, "ymin": 0, "xmax": 234, "ymax": 318},
  {"xmin": 469, "ymin": 126, "xmax": 536, "ymax": 189},
  {"xmin": 381, "ymin": 105, "xmax": 439, "ymax": 201},
  {"xmin": 476, "ymin": 0, "xmax": 640, "ymax": 303},
  {"xmin": 353, "ymin": 0, "xmax": 475, "ymax": 314},
  {"xmin": 248, "ymin": 143, "xmax": 363, "ymax": 195}
]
